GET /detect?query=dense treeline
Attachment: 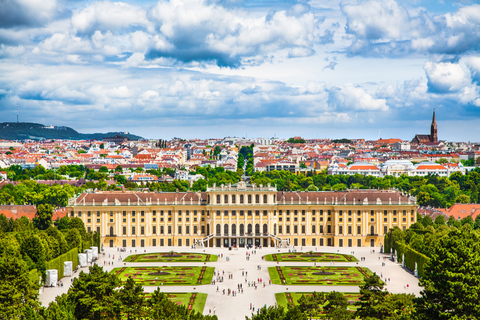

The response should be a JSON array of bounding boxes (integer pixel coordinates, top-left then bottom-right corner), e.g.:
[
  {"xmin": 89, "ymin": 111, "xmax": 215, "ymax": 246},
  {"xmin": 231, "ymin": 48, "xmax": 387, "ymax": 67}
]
[{"xmin": 0, "ymin": 215, "xmax": 94, "ymax": 277}]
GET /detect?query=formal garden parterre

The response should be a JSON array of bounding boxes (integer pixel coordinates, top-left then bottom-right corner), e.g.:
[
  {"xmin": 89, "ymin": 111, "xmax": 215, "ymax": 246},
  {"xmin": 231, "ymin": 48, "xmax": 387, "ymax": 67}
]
[
  {"xmin": 268, "ymin": 266, "xmax": 374, "ymax": 285},
  {"xmin": 264, "ymin": 252, "xmax": 358, "ymax": 262},
  {"xmin": 112, "ymin": 266, "xmax": 214, "ymax": 285},
  {"xmin": 124, "ymin": 252, "xmax": 218, "ymax": 263}
]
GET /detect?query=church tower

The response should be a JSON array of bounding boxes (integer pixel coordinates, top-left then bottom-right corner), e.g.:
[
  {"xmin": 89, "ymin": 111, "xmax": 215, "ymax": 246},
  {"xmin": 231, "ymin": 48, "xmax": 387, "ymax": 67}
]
[{"xmin": 430, "ymin": 109, "xmax": 438, "ymax": 143}]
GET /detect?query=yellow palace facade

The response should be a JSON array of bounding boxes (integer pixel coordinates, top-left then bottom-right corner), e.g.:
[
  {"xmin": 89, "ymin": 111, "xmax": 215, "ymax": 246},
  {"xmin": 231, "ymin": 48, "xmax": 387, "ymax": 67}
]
[{"xmin": 67, "ymin": 182, "xmax": 416, "ymax": 249}]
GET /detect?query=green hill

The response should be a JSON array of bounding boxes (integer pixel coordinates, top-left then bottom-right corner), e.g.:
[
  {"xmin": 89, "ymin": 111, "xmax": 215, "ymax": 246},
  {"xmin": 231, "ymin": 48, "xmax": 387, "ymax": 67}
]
[{"xmin": 0, "ymin": 122, "xmax": 144, "ymax": 141}]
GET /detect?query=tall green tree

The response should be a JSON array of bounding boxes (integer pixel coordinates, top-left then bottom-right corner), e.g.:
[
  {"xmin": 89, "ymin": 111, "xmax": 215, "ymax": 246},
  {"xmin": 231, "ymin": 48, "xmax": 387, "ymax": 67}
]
[
  {"xmin": 416, "ymin": 228, "xmax": 480, "ymax": 320},
  {"xmin": 0, "ymin": 254, "xmax": 40, "ymax": 319},
  {"xmin": 355, "ymin": 274, "xmax": 387, "ymax": 320},
  {"xmin": 323, "ymin": 291, "xmax": 351, "ymax": 320},
  {"xmin": 34, "ymin": 204, "xmax": 54, "ymax": 230},
  {"xmin": 119, "ymin": 277, "xmax": 145, "ymax": 320},
  {"xmin": 67, "ymin": 265, "xmax": 122, "ymax": 320}
]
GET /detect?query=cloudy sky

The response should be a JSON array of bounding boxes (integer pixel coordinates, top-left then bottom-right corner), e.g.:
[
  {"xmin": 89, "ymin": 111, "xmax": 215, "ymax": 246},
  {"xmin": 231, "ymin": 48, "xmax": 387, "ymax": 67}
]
[{"xmin": 1, "ymin": 0, "xmax": 480, "ymax": 141}]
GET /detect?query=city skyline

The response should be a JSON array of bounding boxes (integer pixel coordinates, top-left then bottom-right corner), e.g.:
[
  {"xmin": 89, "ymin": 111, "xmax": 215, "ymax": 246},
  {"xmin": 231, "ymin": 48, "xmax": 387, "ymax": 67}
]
[{"xmin": 1, "ymin": 0, "xmax": 480, "ymax": 141}]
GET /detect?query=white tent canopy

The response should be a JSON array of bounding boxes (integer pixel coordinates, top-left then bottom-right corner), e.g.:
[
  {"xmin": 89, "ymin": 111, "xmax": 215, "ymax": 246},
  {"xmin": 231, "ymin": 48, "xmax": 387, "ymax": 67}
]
[
  {"xmin": 78, "ymin": 253, "xmax": 87, "ymax": 267},
  {"xmin": 64, "ymin": 261, "xmax": 73, "ymax": 277},
  {"xmin": 90, "ymin": 246, "xmax": 98, "ymax": 260},
  {"xmin": 85, "ymin": 249, "xmax": 93, "ymax": 263},
  {"xmin": 45, "ymin": 269, "xmax": 58, "ymax": 287}
]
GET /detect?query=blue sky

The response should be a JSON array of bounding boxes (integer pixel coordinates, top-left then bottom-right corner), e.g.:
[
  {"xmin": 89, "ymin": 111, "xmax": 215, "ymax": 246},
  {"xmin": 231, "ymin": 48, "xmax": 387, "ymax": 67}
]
[{"xmin": 0, "ymin": 0, "xmax": 480, "ymax": 141}]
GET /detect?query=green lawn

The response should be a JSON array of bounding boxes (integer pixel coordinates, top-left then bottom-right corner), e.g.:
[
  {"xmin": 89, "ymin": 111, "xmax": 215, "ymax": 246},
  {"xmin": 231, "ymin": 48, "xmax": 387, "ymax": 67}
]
[
  {"xmin": 264, "ymin": 252, "xmax": 358, "ymax": 262},
  {"xmin": 112, "ymin": 266, "xmax": 214, "ymax": 286},
  {"xmin": 144, "ymin": 292, "xmax": 207, "ymax": 314},
  {"xmin": 124, "ymin": 252, "xmax": 218, "ymax": 263},
  {"xmin": 269, "ymin": 266, "xmax": 374, "ymax": 286},
  {"xmin": 275, "ymin": 292, "xmax": 360, "ymax": 314}
]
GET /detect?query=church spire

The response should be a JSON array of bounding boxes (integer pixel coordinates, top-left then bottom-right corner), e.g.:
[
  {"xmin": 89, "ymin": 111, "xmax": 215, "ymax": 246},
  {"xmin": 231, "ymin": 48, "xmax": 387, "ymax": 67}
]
[{"xmin": 430, "ymin": 109, "xmax": 438, "ymax": 143}]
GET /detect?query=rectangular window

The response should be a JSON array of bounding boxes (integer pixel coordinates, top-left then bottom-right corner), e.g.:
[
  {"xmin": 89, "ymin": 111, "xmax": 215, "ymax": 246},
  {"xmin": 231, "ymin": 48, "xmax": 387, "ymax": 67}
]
[
  {"xmin": 141, "ymin": 211, "xmax": 145, "ymax": 216},
  {"xmin": 240, "ymin": 210, "xmax": 244, "ymax": 216},
  {"xmin": 263, "ymin": 210, "xmax": 267, "ymax": 216},
  {"xmin": 348, "ymin": 226, "xmax": 352, "ymax": 234},
  {"xmin": 132, "ymin": 226, "xmax": 136, "ymax": 235},
  {"xmin": 224, "ymin": 210, "xmax": 228, "ymax": 216},
  {"xmin": 153, "ymin": 210, "xmax": 156, "ymax": 216},
  {"xmin": 178, "ymin": 226, "xmax": 182, "ymax": 234},
  {"xmin": 301, "ymin": 225, "xmax": 306, "ymax": 234},
  {"xmin": 279, "ymin": 225, "xmax": 283, "ymax": 234},
  {"xmin": 201, "ymin": 226, "xmax": 205, "ymax": 234},
  {"xmin": 160, "ymin": 226, "xmax": 164, "ymax": 234},
  {"xmin": 141, "ymin": 226, "xmax": 145, "ymax": 235},
  {"xmin": 132, "ymin": 211, "xmax": 136, "ymax": 217},
  {"xmin": 186, "ymin": 226, "xmax": 190, "ymax": 234},
  {"xmin": 123, "ymin": 226, "xmax": 126, "ymax": 235},
  {"xmin": 320, "ymin": 225, "xmax": 323, "ymax": 233},
  {"xmin": 384, "ymin": 226, "xmax": 388, "ymax": 234},
  {"xmin": 294, "ymin": 225, "xmax": 298, "ymax": 234},
  {"xmin": 168, "ymin": 226, "xmax": 172, "ymax": 234},
  {"xmin": 194, "ymin": 226, "xmax": 198, "ymax": 234},
  {"xmin": 286, "ymin": 225, "xmax": 290, "ymax": 234},
  {"xmin": 248, "ymin": 211, "xmax": 252, "ymax": 216},
  {"xmin": 357, "ymin": 226, "xmax": 361, "ymax": 234},
  {"xmin": 153, "ymin": 226, "xmax": 157, "ymax": 234},
  {"xmin": 216, "ymin": 211, "xmax": 221, "ymax": 216},
  {"xmin": 339, "ymin": 226, "xmax": 343, "ymax": 234},
  {"xmin": 255, "ymin": 210, "xmax": 260, "ymax": 216}
]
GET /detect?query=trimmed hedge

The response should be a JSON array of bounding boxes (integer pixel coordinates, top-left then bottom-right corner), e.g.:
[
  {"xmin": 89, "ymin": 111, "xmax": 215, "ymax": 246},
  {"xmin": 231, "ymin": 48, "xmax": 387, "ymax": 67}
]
[
  {"xmin": 46, "ymin": 247, "xmax": 79, "ymax": 278},
  {"xmin": 394, "ymin": 241, "xmax": 430, "ymax": 277},
  {"xmin": 28, "ymin": 269, "xmax": 40, "ymax": 286}
]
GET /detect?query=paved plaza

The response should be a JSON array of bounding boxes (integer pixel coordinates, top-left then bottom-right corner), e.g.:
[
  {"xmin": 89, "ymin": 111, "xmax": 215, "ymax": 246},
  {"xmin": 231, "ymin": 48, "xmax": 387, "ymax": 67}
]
[{"xmin": 39, "ymin": 246, "xmax": 422, "ymax": 319}]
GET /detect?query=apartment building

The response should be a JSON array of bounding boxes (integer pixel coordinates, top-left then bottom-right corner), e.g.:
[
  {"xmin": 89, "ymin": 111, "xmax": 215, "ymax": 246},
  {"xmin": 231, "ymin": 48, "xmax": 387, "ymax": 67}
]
[{"xmin": 67, "ymin": 182, "xmax": 417, "ymax": 249}]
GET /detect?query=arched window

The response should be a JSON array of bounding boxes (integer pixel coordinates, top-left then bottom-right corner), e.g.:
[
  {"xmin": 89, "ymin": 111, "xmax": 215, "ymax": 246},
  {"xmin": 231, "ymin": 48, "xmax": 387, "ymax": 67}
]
[
  {"xmin": 248, "ymin": 195, "xmax": 252, "ymax": 204},
  {"xmin": 263, "ymin": 223, "xmax": 268, "ymax": 234},
  {"xmin": 240, "ymin": 224, "xmax": 245, "ymax": 235},
  {"xmin": 240, "ymin": 195, "xmax": 244, "ymax": 204},
  {"xmin": 224, "ymin": 195, "xmax": 228, "ymax": 204},
  {"xmin": 207, "ymin": 224, "xmax": 210, "ymax": 235},
  {"xmin": 232, "ymin": 224, "xmax": 236, "ymax": 236},
  {"xmin": 255, "ymin": 224, "xmax": 260, "ymax": 235},
  {"xmin": 216, "ymin": 224, "xmax": 221, "ymax": 235},
  {"xmin": 255, "ymin": 195, "xmax": 260, "ymax": 203},
  {"xmin": 208, "ymin": 195, "xmax": 210, "ymax": 203},
  {"xmin": 216, "ymin": 195, "xmax": 220, "ymax": 204},
  {"xmin": 247, "ymin": 224, "xmax": 252, "ymax": 234},
  {"xmin": 110, "ymin": 226, "xmax": 114, "ymax": 236},
  {"xmin": 224, "ymin": 223, "xmax": 229, "ymax": 235},
  {"xmin": 232, "ymin": 195, "xmax": 236, "ymax": 203},
  {"xmin": 273, "ymin": 223, "xmax": 277, "ymax": 235},
  {"xmin": 263, "ymin": 195, "xmax": 267, "ymax": 204}
]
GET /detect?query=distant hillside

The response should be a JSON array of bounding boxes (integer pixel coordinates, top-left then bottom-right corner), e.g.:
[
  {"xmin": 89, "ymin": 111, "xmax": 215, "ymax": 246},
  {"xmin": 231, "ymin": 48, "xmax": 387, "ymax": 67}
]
[{"xmin": 0, "ymin": 122, "xmax": 144, "ymax": 141}]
